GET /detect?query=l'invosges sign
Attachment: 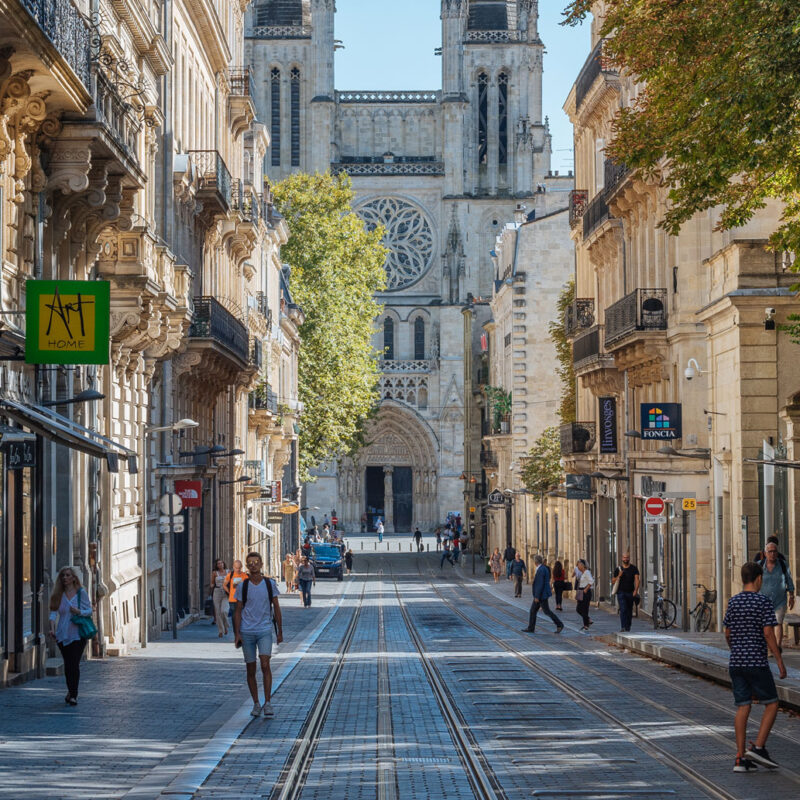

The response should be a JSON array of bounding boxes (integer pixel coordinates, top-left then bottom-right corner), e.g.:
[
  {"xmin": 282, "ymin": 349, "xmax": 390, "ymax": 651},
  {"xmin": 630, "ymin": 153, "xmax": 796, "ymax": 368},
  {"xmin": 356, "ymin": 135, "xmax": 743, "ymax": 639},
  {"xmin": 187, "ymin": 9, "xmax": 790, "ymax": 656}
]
[{"xmin": 598, "ymin": 396, "xmax": 618, "ymax": 453}]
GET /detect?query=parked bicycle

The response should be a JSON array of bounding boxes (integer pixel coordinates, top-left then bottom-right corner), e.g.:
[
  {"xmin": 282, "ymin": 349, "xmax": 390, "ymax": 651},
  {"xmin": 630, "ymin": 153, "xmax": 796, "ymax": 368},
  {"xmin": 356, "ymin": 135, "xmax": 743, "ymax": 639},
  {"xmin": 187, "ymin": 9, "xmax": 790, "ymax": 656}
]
[
  {"xmin": 652, "ymin": 578, "xmax": 677, "ymax": 629},
  {"xmin": 689, "ymin": 583, "xmax": 716, "ymax": 632}
]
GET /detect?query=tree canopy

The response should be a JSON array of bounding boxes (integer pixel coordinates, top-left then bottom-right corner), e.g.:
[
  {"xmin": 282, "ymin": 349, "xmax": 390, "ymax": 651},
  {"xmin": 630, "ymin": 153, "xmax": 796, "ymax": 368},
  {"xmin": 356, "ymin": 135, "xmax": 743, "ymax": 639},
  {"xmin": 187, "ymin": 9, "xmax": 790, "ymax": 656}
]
[
  {"xmin": 273, "ymin": 172, "xmax": 387, "ymax": 480},
  {"xmin": 521, "ymin": 426, "xmax": 562, "ymax": 495},
  {"xmin": 563, "ymin": 0, "xmax": 800, "ymax": 254},
  {"xmin": 549, "ymin": 280, "xmax": 576, "ymax": 426}
]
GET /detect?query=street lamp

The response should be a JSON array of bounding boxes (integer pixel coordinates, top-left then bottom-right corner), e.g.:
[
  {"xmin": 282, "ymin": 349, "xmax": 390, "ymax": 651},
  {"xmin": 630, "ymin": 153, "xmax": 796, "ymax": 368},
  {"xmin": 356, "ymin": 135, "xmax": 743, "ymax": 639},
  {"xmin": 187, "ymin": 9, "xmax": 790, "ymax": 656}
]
[
  {"xmin": 658, "ymin": 446, "xmax": 711, "ymax": 460},
  {"xmin": 42, "ymin": 388, "xmax": 105, "ymax": 407},
  {"xmin": 141, "ymin": 417, "xmax": 199, "ymax": 645},
  {"xmin": 220, "ymin": 475, "xmax": 252, "ymax": 486}
]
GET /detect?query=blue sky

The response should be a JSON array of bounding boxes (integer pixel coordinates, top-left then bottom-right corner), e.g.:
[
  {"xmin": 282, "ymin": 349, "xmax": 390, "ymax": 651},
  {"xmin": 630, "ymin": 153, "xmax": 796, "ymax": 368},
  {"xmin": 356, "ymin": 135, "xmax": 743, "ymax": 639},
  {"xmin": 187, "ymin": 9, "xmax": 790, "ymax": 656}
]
[{"xmin": 334, "ymin": 1, "xmax": 589, "ymax": 175}]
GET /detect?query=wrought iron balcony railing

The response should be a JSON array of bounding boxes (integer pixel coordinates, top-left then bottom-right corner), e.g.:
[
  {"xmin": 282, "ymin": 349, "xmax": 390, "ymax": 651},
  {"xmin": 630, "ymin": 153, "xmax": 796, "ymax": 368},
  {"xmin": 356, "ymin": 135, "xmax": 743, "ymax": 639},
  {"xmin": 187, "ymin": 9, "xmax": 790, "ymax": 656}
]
[
  {"xmin": 250, "ymin": 338, "xmax": 263, "ymax": 370},
  {"xmin": 233, "ymin": 181, "xmax": 261, "ymax": 222},
  {"xmin": 564, "ymin": 299, "xmax": 595, "ymax": 338},
  {"xmin": 189, "ymin": 296, "xmax": 249, "ymax": 364},
  {"xmin": 576, "ymin": 39, "xmax": 617, "ymax": 109},
  {"xmin": 583, "ymin": 192, "xmax": 610, "ymax": 239},
  {"xmin": 573, "ymin": 326, "xmax": 601, "ymax": 368},
  {"xmin": 187, "ymin": 150, "xmax": 232, "ymax": 211},
  {"xmin": 23, "ymin": 0, "xmax": 91, "ymax": 90},
  {"xmin": 560, "ymin": 422, "xmax": 597, "ymax": 456},
  {"xmin": 604, "ymin": 288, "xmax": 668, "ymax": 347},
  {"xmin": 250, "ymin": 388, "xmax": 279, "ymax": 415},
  {"xmin": 94, "ymin": 69, "xmax": 141, "ymax": 159},
  {"xmin": 229, "ymin": 67, "xmax": 255, "ymax": 97},
  {"xmin": 569, "ymin": 190, "xmax": 589, "ymax": 228},
  {"xmin": 604, "ymin": 158, "xmax": 630, "ymax": 197}
]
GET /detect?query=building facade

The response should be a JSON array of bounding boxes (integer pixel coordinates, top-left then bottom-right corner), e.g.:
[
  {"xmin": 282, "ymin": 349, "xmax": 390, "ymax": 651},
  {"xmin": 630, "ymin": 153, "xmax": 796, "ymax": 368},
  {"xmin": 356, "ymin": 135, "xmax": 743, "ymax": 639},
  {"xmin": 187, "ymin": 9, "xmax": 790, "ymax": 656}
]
[
  {"xmin": 0, "ymin": 0, "xmax": 300, "ymax": 685},
  {"xmin": 247, "ymin": 0, "xmax": 566, "ymax": 531}
]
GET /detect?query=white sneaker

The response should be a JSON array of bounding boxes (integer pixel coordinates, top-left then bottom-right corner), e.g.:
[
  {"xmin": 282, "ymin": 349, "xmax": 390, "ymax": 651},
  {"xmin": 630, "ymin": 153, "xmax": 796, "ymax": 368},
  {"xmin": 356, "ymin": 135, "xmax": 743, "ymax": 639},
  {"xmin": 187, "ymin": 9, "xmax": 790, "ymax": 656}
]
[
  {"xmin": 262, "ymin": 702, "xmax": 275, "ymax": 718},
  {"xmin": 250, "ymin": 702, "xmax": 261, "ymax": 717}
]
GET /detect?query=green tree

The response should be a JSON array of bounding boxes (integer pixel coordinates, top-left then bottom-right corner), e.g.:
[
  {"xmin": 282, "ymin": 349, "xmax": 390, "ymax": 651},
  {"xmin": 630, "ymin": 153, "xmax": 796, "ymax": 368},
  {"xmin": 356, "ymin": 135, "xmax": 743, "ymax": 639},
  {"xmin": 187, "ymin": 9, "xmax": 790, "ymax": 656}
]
[
  {"xmin": 273, "ymin": 172, "xmax": 387, "ymax": 480},
  {"xmin": 521, "ymin": 426, "xmax": 563, "ymax": 494},
  {"xmin": 549, "ymin": 280, "xmax": 576, "ymax": 425},
  {"xmin": 563, "ymin": 1, "xmax": 800, "ymax": 255}
]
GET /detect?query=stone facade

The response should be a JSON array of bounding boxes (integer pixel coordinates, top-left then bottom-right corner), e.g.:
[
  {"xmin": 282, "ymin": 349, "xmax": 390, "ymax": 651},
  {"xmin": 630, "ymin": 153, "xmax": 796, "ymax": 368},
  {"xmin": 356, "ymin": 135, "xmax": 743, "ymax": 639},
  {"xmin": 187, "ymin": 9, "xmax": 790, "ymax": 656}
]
[
  {"xmin": 0, "ymin": 0, "xmax": 300, "ymax": 685},
  {"xmin": 247, "ymin": 0, "xmax": 568, "ymax": 531}
]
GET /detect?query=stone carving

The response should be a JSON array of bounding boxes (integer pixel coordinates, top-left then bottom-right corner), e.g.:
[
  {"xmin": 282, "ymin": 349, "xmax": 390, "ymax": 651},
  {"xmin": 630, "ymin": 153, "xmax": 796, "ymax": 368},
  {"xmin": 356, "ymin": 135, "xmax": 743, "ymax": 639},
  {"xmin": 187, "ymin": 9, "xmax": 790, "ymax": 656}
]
[{"xmin": 357, "ymin": 196, "xmax": 435, "ymax": 291}]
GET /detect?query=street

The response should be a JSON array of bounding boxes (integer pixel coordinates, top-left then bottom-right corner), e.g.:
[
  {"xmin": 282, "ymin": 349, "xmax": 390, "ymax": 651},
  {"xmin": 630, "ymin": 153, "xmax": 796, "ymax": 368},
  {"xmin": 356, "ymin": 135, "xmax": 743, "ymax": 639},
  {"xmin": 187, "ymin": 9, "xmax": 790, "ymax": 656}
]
[{"xmin": 2, "ymin": 539, "xmax": 800, "ymax": 800}]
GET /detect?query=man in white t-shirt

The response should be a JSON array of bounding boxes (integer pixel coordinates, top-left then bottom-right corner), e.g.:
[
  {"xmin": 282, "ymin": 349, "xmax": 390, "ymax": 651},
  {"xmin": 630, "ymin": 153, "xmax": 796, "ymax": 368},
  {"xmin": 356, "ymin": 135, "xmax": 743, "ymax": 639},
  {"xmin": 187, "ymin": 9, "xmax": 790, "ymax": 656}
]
[{"xmin": 234, "ymin": 551, "xmax": 283, "ymax": 718}]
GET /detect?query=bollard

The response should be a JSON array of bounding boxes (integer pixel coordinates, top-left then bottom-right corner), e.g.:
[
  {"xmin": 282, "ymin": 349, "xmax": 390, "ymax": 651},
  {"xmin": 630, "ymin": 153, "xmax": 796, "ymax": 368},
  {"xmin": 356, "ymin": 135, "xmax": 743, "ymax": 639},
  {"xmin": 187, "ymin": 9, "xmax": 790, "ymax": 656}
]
[
  {"xmin": 427, "ymin": 543, "xmax": 429, "ymax": 552},
  {"xmin": 360, "ymin": 541, "xmax": 363, "ymax": 550},
  {"xmin": 409, "ymin": 543, "xmax": 412, "ymax": 552},
  {"xmin": 386, "ymin": 542, "xmax": 389, "ymax": 551},
  {"xmin": 399, "ymin": 543, "xmax": 401, "ymax": 552},
  {"xmin": 374, "ymin": 542, "xmax": 377, "ymax": 551}
]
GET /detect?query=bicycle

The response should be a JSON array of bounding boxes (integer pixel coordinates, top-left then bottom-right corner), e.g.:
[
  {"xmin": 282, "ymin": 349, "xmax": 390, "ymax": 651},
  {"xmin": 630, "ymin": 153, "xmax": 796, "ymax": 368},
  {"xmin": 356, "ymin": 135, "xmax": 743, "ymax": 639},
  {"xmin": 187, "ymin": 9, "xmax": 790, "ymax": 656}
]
[
  {"xmin": 652, "ymin": 579, "xmax": 677, "ymax": 629},
  {"xmin": 689, "ymin": 583, "xmax": 716, "ymax": 632}
]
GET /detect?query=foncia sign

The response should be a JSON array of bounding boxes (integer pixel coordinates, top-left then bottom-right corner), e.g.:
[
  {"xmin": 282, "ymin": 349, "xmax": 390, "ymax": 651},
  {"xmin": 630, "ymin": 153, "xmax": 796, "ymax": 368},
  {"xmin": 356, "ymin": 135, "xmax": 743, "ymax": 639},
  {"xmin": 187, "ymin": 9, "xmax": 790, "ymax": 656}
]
[
  {"xmin": 26, "ymin": 280, "xmax": 111, "ymax": 365},
  {"xmin": 640, "ymin": 403, "xmax": 682, "ymax": 440}
]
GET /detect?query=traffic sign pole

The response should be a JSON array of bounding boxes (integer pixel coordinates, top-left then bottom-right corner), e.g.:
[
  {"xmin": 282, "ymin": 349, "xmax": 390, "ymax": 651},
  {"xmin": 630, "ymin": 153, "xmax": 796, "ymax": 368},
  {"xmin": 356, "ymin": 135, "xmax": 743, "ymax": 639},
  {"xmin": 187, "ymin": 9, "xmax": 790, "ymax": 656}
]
[{"xmin": 170, "ymin": 510, "xmax": 178, "ymax": 640}]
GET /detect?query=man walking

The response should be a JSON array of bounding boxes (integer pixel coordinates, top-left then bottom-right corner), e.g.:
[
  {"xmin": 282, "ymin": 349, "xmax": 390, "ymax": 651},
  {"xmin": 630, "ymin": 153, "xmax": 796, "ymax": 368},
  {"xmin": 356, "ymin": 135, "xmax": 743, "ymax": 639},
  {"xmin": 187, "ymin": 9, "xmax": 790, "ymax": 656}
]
[
  {"xmin": 233, "ymin": 552, "xmax": 283, "ymax": 719},
  {"xmin": 523, "ymin": 555, "xmax": 563, "ymax": 634},
  {"xmin": 413, "ymin": 527, "xmax": 423, "ymax": 552},
  {"xmin": 452, "ymin": 528, "xmax": 460, "ymax": 563},
  {"xmin": 758, "ymin": 538, "xmax": 795, "ymax": 652},
  {"xmin": 612, "ymin": 551, "xmax": 640, "ymax": 632},
  {"xmin": 509, "ymin": 552, "xmax": 527, "ymax": 597},
  {"xmin": 440, "ymin": 538, "xmax": 454, "ymax": 569},
  {"xmin": 724, "ymin": 561, "xmax": 786, "ymax": 772},
  {"xmin": 503, "ymin": 544, "xmax": 517, "ymax": 579}
]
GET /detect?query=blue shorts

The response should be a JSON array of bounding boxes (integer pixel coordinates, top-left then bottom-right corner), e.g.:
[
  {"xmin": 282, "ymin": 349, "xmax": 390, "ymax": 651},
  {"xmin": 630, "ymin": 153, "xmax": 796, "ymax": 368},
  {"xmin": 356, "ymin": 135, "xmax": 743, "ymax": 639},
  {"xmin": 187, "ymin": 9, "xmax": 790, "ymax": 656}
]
[
  {"xmin": 240, "ymin": 629, "xmax": 273, "ymax": 663},
  {"xmin": 729, "ymin": 666, "xmax": 778, "ymax": 707}
]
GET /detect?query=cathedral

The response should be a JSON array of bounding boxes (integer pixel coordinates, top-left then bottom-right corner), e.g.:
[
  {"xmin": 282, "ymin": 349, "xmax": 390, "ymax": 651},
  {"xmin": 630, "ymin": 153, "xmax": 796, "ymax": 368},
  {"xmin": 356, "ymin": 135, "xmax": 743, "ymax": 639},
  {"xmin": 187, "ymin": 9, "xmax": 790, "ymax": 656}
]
[{"xmin": 246, "ymin": 0, "xmax": 560, "ymax": 532}]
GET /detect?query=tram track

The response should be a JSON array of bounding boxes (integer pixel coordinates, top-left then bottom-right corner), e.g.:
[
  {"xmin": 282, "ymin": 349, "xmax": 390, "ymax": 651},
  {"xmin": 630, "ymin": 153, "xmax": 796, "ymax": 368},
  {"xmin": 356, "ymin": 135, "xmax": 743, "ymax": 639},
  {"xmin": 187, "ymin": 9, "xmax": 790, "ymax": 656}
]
[
  {"xmin": 455, "ymin": 575, "xmax": 800, "ymax": 762},
  {"xmin": 424, "ymin": 568, "xmax": 747, "ymax": 800},
  {"xmin": 267, "ymin": 580, "xmax": 368, "ymax": 800}
]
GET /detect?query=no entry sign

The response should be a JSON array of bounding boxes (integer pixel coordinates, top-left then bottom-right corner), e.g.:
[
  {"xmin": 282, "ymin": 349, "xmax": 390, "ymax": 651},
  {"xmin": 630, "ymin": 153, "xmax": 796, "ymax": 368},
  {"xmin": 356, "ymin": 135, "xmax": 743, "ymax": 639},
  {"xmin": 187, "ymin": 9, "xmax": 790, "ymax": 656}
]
[{"xmin": 644, "ymin": 496, "xmax": 665, "ymax": 516}]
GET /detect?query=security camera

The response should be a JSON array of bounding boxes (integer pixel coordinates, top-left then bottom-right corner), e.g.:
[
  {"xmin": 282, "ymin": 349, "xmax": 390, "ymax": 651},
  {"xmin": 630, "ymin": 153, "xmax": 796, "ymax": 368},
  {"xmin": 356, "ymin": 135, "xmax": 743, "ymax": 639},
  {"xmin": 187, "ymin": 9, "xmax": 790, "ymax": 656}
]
[
  {"xmin": 684, "ymin": 357, "xmax": 704, "ymax": 381},
  {"xmin": 765, "ymin": 308, "xmax": 777, "ymax": 330}
]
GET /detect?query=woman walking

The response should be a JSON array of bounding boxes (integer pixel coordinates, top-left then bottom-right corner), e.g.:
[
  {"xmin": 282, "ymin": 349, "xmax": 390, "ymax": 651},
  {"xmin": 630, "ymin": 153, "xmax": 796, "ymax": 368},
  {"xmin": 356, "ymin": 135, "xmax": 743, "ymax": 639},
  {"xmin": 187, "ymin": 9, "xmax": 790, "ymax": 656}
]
[
  {"xmin": 224, "ymin": 560, "xmax": 247, "ymax": 627},
  {"xmin": 575, "ymin": 559, "xmax": 595, "ymax": 630},
  {"xmin": 296, "ymin": 556, "xmax": 316, "ymax": 608},
  {"xmin": 210, "ymin": 558, "xmax": 229, "ymax": 637},
  {"xmin": 489, "ymin": 548, "xmax": 503, "ymax": 583},
  {"xmin": 345, "ymin": 549, "xmax": 354, "ymax": 575},
  {"xmin": 283, "ymin": 554, "xmax": 296, "ymax": 593},
  {"xmin": 552, "ymin": 560, "xmax": 567, "ymax": 610},
  {"xmin": 48, "ymin": 566, "xmax": 93, "ymax": 705}
]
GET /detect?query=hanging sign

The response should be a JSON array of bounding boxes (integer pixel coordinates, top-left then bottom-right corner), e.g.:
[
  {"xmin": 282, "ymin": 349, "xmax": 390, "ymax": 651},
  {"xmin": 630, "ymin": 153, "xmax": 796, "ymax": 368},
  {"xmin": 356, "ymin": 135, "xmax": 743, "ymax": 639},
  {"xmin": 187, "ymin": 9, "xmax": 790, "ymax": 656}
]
[
  {"xmin": 25, "ymin": 280, "xmax": 110, "ymax": 365},
  {"xmin": 640, "ymin": 403, "xmax": 682, "ymax": 440},
  {"xmin": 488, "ymin": 489, "xmax": 505, "ymax": 506},
  {"xmin": 566, "ymin": 474, "xmax": 592, "ymax": 500},
  {"xmin": 175, "ymin": 480, "xmax": 203, "ymax": 508},
  {"xmin": 598, "ymin": 396, "xmax": 618, "ymax": 453},
  {"xmin": 263, "ymin": 479, "xmax": 282, "ymax": 504},
  {"xmin": 4, "ymin": 439, "xmax": 36, "ymax": 469}
]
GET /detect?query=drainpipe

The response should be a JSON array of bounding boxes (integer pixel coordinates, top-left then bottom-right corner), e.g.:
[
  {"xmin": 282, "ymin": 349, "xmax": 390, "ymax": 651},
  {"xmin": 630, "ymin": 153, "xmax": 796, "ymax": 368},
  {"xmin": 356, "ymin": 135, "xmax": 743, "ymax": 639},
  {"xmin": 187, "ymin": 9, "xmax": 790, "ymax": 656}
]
[{"xmin": 713, "ymin": 457, "xmax": 724, "ymax": 631}]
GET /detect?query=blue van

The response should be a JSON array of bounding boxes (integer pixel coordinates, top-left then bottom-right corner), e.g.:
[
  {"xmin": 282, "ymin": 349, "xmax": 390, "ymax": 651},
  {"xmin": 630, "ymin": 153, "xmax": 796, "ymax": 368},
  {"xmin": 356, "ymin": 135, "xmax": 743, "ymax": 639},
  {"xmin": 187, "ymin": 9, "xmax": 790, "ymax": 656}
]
[{"xmin": 311, "ymin": 542, "xmax": 344, "ymax": 581}]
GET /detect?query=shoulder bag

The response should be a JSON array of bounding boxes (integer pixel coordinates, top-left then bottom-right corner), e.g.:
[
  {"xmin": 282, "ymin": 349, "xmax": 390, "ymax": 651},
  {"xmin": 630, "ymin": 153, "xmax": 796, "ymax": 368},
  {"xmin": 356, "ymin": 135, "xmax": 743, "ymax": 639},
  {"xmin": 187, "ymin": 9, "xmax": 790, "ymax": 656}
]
[
  {"xmin": 71, "ymin": 588, "xmax": 98, "ymax": 640},
  {"xmin": 610, "ymin": 567, "xmax": 620, "ymax": 597}
]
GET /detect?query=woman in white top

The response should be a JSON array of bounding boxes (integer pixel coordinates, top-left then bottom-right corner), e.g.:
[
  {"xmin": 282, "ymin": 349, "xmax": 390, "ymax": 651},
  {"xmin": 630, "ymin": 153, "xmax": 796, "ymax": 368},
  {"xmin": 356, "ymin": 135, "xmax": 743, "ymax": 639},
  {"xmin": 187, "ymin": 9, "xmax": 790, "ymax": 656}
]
[
  {"xmin": 575, "ymin": 559, "xmax": 595, "ymax": 630},
  {"xmin": 210, "ymin": 559, "xmax": 230, "ymax": 637},
  {"xmin": 48, "ymin": 566, "xmax": 93, "ymax": 705}
]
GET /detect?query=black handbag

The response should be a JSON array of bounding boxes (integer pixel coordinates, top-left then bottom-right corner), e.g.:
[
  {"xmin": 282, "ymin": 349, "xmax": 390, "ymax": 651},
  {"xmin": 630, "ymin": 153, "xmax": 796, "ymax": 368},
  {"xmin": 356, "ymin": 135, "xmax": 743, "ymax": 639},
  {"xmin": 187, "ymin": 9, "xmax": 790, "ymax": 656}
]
[{"xmin": 555, "ymin": 579, "xmax": 573, "ymax": 592}]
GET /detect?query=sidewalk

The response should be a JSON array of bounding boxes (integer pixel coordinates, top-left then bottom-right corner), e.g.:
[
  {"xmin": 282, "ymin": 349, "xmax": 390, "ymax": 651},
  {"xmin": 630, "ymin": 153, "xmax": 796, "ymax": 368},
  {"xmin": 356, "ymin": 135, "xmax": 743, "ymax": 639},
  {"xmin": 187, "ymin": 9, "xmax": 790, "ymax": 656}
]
[{"xmin": 464, "ymin": 565, "xmax": 800, "ymax": 711}]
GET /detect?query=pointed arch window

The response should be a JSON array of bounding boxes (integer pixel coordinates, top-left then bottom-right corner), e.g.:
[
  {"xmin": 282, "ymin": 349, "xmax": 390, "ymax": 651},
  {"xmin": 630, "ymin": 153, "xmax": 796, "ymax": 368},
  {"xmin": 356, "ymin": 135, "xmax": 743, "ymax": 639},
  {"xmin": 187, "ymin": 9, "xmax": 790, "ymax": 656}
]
[
  {"xmin": 414, "ymin": 317, "xmax": 425, "ymax": 360},
  {"xmin": 290, "ymin": 67, "xmax": 301, "ymax": 167},
  {"xmin": 498, "ymin": 72, "xmax": 508, "ymax": 165},
  {"xmin": 383, "ymin": 318, "xmax": 395, "ymax": 360},
  {"xmin": 477, "ymin": 72, "xmax": 488, "ymax": 166},
  {"xmin": 270, "ymin": 68, "xmax": 281, "ymax": 166}
]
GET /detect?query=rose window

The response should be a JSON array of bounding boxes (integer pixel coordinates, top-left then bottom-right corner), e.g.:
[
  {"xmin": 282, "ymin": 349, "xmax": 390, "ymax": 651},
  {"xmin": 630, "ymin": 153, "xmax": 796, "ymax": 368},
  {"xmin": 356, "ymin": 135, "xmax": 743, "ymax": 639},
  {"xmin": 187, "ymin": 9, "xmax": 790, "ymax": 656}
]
[{"xmin": 357, "ymin": 197, "xmax": 435, "ymax": 291}]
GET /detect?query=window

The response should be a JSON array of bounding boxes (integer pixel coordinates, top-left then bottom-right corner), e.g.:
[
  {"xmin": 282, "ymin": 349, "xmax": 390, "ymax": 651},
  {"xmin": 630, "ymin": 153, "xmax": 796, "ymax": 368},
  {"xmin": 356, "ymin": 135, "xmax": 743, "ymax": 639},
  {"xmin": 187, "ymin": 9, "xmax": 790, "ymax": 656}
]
[
  {"xmin": 270, "ymin": 68, "xmax": 281, "ymax": 166},
  {"xmin": 414, "ymin": 317, "xmax": 425, "ymax": 360},
  {"xmin": 383, "ymin": 318, "xmax": 394, "ymax": 360},
  {"xmin": 290, "ymin": 67, "xmax": 301, "ymax": 167},
  {"xmin": 498, "ymin": 72, "xmax": 508, "ymax": 165},
  {"xmin": 478, "ymin": 72, "xmax": 488, "ymax": 166}
]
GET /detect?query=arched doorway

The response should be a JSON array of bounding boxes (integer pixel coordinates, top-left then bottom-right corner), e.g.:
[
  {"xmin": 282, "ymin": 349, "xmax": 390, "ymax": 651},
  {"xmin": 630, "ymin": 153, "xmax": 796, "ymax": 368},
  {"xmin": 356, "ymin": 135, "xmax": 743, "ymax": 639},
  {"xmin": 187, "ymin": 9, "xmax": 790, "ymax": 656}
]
[{"xmin": 339, "ymin": 403, "xmax": 439, "ymax": 532}]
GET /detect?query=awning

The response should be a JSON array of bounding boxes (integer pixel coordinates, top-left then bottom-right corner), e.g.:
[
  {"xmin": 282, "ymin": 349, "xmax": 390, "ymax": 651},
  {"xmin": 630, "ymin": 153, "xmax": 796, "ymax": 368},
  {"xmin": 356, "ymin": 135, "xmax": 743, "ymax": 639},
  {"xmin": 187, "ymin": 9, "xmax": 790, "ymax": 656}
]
[
  {"xmin": 0, "ymin": 397, "xmax": 137, "ymax": 473},
  {"xmin": 247, "ymin": 518, "xmax": 276, "ymax": 538}
]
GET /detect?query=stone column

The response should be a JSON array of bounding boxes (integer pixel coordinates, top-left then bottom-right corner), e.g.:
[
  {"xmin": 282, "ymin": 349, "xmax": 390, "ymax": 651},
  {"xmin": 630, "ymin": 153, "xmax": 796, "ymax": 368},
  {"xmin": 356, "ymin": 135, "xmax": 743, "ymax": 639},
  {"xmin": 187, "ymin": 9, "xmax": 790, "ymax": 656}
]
[
  {"xmin": 383, "ymin": 466, "xmax": 395, "ymax": 533},
  {"xmin": 488, "ymin": 79, "xmax": 499, "ymax": 196},
  {"xmin": 779, "ymin": 401, "xmax": 800, "ymax": 572}
]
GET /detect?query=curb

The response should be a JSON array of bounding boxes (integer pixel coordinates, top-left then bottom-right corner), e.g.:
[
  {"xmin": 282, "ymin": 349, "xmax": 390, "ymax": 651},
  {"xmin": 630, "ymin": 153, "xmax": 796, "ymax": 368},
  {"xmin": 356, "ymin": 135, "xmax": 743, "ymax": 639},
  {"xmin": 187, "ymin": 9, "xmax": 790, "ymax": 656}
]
[{"xmin": 600, "ymin": 632, "xmax": 800, "ymax": 712}]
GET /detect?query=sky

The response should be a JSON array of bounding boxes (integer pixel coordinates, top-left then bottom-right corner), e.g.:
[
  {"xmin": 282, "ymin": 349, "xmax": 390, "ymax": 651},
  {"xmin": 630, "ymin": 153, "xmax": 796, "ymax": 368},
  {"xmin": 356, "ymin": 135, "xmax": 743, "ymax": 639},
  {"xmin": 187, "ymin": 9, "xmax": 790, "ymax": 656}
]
[{"xmin": 333, "ymin": 1, "xmax": 590, "ymax": 175}]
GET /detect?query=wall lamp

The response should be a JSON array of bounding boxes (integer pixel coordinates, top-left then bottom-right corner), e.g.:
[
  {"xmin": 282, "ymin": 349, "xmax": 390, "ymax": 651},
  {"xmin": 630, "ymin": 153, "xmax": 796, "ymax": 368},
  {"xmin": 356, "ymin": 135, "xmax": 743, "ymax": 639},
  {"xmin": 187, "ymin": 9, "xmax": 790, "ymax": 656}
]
[
  {"xmin": 220, "ymin": 475, "xmax": 252, "ymax": 486},
  {"xmin": 658, "ymin": 445, "xmax": 711, "ymax": 460},
  {"xmin": 42, "ymin": 388, "xmax": 105, "ymax": 407},
  {"xmin": 146, "ymin": 418, "xmax": 199, "ymax": 434},
  {"xmin": 624, "ymin": 429, "xmax": 641, "ymax": 438}
]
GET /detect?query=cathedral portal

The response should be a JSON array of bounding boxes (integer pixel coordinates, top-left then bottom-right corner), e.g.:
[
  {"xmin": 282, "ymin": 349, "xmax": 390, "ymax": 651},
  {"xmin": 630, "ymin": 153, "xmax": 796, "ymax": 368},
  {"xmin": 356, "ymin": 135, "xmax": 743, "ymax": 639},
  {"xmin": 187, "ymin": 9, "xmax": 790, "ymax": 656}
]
[{"xmin": 338, "ymin": 404, "xmax": 438, "ymax": 533}]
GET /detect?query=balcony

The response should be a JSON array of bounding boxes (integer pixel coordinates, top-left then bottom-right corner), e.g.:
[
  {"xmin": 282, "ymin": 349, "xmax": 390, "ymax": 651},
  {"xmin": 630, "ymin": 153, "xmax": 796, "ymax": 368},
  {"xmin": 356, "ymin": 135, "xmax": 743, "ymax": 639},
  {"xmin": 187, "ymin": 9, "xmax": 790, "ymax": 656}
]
[
  {"xmin": 187, "ymin": 150, "xmax": 232, "ymax": 215},
  {"xmin": 188, "ymin": 296, "xmax": 249, "ymax": 366},
  {"xmin": 560, "ymin": 422, "xmax": 597, "ymax": 456},
  {"xmin": 480, "ymin": 449, "xmax": 498, "ymax": 468},
  {"xmin": 604, "ymin": 158, "xmax": 631, "ymax": 199},
  {"xmin": 250, "ymin": 338, "xmax": 263, "ymax": 371},
  {"xmin": 22, "ymin": 0, "xmax": 92, "ymax": 91},
  {"xmin": 604, "ymin": 289, "xmax": 667, "ymax": 348},
  {"xmin": 250, "ymin": 387, "xmax": 278, "ymax": 415},
  {"xmin": 569, "ymin": 190, "xmax": 589, "ymax": 228},
  {"xmin": 583, "ymin": 192, "xmax": 610, "ymax": 239},
  {"xmin": 244, "ymin": 459, "xmax": 265, "ymax": 487},
  {"xmin": 228, "ymin": 67, "xmax": 256, "ymax": 137},
  {"xmin": 233, "ymin": 182, "xmax": 262, "ymax": 223},
  {"xmin": 93, "ymin": 69, "xmax": 142, "ymax": 165},
  {"xmin": 575, "ymin": 39, "xmax": 618, "ymax": 111},
  {"xmin": 564, "ymin": 299, "xmax": 595, "ymax": 339}
]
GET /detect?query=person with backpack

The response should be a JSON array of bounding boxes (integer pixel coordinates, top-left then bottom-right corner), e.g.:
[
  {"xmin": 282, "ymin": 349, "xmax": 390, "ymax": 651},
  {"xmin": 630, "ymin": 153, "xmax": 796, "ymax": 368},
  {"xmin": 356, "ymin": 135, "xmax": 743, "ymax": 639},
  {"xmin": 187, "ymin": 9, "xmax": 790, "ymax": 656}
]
[
  {"xmin": 758, "ymin": 538, "xmax": 795, "ymax": 651},
  {"xmin": 48, "ymin": 565, "xmax": 94, "ymax": 706},
  {"xmin": 413, "ymin": 527, "xmax": 423, "ymax": 551},
  {"xmin": 233, "ymin": 552, "xmax": 283, "ymax": 718},
  {"xmin": 296, "ymin": 555, "xmax": 316, "ymax": 607}
]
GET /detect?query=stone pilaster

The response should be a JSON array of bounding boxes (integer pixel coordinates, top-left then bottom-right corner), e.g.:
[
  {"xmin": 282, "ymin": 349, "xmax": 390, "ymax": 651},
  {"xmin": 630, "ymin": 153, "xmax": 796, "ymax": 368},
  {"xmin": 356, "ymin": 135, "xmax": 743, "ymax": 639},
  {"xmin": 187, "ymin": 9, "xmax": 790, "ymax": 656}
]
[{"xmin": 383, "ymin": 466, "xmax": 395, "ymax": 533}]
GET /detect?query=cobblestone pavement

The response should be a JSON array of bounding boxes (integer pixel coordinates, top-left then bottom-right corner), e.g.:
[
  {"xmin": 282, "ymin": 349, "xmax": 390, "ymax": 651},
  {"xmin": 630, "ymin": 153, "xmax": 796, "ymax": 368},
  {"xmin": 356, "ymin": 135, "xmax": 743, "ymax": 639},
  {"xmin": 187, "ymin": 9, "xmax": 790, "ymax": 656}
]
[{"xmin": 4, "ymin": 540, "xmax": 800, "ymax": 800}]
